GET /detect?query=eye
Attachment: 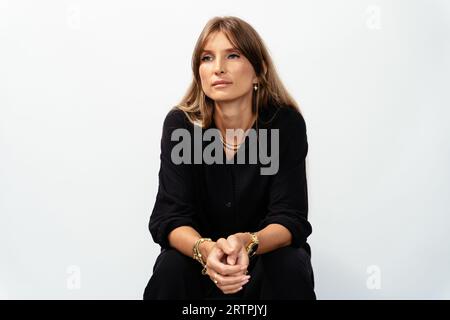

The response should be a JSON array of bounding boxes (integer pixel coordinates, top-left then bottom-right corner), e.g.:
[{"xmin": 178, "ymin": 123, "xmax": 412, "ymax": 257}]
[
  {"xmin": 200, "ymin": 53, "xmax": 240, "ymax": 62},
  {"xmin": 201, "ymin": 55, "xmax": 212, "ymax": 62}
]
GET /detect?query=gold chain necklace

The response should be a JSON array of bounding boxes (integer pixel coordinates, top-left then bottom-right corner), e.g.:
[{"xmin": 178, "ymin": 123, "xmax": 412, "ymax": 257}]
[
  {"xmin": 219, "ymin": 134, "xmax": 244, "ymax": 151},
  {"xmin": 218, "ymin": 114, "xmax": 257, "ymax": 151}
]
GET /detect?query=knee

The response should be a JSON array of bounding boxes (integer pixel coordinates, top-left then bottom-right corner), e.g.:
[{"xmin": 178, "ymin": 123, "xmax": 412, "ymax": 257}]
[
  {"xmin": 152, "ymin": 248, "xmax": 198, "ymax": 279},
  {"xmin": 143, "ymin": 249, "xmax": 200, "ymax": 300},
  {"xmin": 258, "ymin": 246, "xmax": 316, "ymax": 299},
  {"xmin": 261, "ymin": 246, "xmax": 314, "ymax": 284}
]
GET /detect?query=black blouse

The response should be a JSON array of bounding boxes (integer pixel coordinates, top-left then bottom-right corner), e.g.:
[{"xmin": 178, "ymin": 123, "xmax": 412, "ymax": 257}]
[{"xmin": 148, "ymin": 103, "xmax": 312, "ymax": 256}]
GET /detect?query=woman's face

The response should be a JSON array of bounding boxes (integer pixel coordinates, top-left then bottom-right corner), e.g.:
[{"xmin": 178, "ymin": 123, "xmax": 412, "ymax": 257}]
[{"xmin": 199, "ymin": 31, "xmax": 257, "ymax": 103}]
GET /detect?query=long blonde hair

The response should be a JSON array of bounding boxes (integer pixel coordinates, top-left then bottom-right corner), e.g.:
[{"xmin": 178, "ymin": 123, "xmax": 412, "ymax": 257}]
[{"xmin": 176, "ymin": 16, "xmax": 302, "ymax": 128}]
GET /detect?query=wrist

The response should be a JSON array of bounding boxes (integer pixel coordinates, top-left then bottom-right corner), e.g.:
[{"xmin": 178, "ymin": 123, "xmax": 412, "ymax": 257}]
[
  {"xmin": 192, "ymin": 237, "xmax": 212, "ymax": 275},
  {"xmin": 199, "ymin": 240, "xmax": 215, "ymax": 261},
  {"xmin": 236, "ymin": 232, "xmax": 252, "ymax": 248},
  {"xmin": 244, "ymin": 232, "xmax": 259, "ymax": 257}
]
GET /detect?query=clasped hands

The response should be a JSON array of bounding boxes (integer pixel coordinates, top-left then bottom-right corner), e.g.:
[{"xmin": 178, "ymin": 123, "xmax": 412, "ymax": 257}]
[{"xmin": 202, "ymin": 233, "xmax": 251, "ymax": 295}]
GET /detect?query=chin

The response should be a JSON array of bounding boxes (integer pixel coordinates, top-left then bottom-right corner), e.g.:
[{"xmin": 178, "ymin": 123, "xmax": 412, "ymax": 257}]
[
  {"xmin": 212, "ymin": 97, "xmax": 238, "ymax": 103},
  {"xmin": 210, "ymin": 92, "xmax": 243, "ymax": 102}
]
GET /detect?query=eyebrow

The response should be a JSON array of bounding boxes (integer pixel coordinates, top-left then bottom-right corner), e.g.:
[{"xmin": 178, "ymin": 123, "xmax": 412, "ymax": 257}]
[{"xmin": 201, "ymin": 48, "xmax": 240, "ymax": 54}]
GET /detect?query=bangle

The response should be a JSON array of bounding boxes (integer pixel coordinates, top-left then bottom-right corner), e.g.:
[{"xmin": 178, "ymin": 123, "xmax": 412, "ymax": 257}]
[
  {"xmin": 245, "ymin": 232, "xmax": 259, "ymax": 258},
  {"xmin": 192, "ymin": 237, "xmax": 212, "ymax": 275}
]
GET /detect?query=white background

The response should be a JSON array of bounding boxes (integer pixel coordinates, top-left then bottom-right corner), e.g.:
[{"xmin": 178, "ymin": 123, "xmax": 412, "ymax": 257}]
[{"xmin": 1, "ymin": 0, "xmax": 449, "ymax": 299}]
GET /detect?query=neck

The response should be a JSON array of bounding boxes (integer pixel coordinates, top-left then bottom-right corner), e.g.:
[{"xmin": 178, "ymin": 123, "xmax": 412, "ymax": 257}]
[
  {"xmin": 213, "ymin": 94, "xmax": 255, "ymax": 130},
  {"xmin": 213, "ymin": 98, "xmax": 255, "ymax": 146}
]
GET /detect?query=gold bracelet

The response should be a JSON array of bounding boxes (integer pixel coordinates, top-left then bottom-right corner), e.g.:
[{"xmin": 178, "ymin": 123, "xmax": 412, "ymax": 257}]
[
  {"xmin": 245, "ymin": 232, "xmax": 259, "ymax": 258},
  {"xmin": 192, "ymin": 237, "xmax": 212, "ymax": 275}
]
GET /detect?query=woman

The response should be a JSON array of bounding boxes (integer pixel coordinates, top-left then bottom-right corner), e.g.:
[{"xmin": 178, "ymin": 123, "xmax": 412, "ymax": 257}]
[{"xmin": 143, "ymin": 16, "xmax": 316, "ymax": 300}]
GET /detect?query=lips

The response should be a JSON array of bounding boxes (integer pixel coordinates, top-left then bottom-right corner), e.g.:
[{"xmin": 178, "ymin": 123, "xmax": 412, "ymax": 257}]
[{"xmin": 212, "ymin": 80, "xmax": 232, "ymax": 86}]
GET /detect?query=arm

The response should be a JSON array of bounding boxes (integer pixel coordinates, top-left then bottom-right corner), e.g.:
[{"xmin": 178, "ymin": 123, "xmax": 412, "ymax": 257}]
[
  {"xmin": 234, "ymin": 223, "xmax": 292, "ymax": 256},
  {"xmin": 169, "ymin": 225, "xmax": 248, "ymax": 296},
  {"xmin": 168, "ymin": 225, "xmax": 215, "ymax": 259},
  {"xmin": 148, "ymin": 109, "xmax": 200, "ymax": 249},
  {"xmin": 257, "ymin": 110, "xmax": 312, "ymax": 249},
  {"xmin": 149, "ymin": 109, "xmax": 247, "ymax": 292},
  {"xmin": 221, "ymin": 224, "xmax": 291, "ymax": 266},
  {"xmin": 220, "ymin": 110, "xmax": 310, "ymax": 264},
  {"xmin": 168, "ymin": 226, "xmax": 245, "ymax": 273}
]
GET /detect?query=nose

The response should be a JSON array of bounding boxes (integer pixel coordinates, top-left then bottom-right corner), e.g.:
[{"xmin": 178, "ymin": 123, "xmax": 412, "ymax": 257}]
[{"xmin": 213, "ymin": 56, "xmax": 225, "ymax": 74}]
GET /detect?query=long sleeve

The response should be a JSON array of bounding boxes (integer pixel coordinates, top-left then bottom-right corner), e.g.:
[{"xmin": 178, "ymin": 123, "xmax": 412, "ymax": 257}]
[
  {"xmin": 258, "ymin": 109, "xmax": 312, "ymax": 248},
  {"xmin": 148, "ymin": 109, "xmax": 198, "ymax": 249}
]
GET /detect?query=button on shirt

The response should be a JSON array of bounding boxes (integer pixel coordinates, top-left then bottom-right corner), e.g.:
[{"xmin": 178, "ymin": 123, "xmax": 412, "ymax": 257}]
[{"xmin": 148, "ymin": 103, "xmax": 312, "ymax": 256}]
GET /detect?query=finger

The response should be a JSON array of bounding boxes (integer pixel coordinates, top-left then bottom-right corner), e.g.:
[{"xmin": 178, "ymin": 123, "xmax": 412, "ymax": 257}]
[
  {"xmin": 227, "ymin": 253, "xmax": 238, "ymax": 265},
  {"xmin": 225, "ymin": 260, "xmax": 249, "ymax": 277},
  {"xmin": 207, "ymin": 268, "xmax": 226, "ymax": 287},
  {"xmin": 206, "ymin": 267, "xmax": 245, "ymax": 284},
  {"xmin": 222, "ymin": 286, "xmax": 243, "ymax": 295},
  {"xmin": 205, "ymin": 268, "xmax": 216, "ymax": 282},
  {"xmin": 214, "ymin": 272, "xmax": 250, "ymax": 287},
  {"xmin": 218, "ymin": 280, "xmax": 250, "ymax": 293},
  {"xmin": 235, "ymin": 250, "xmax": 249, "ymax": 269},
  {"xmin": 207, "ymin": 249, "xmax": 228, "ymax": 270},
  {"xmin": 219, "ymin": 278, "xmax": 249, "ymax": 292},
  {"xmin": 207, "ymin": 252, "xmax": 246, "ymax": 276},
  {"xmin": 210, "ymin": 261, "xmax": 247, "ymax": 276},
  {"xmin": 209, "ymin": 246, "xmax": 225, "ymax": 260},
  {"xmin": 215, "ymin": 238, "xmax": 236, "ymax": 256},
  {"xmin": 223, "ymin": 287, "xmax": 243, "ymax": 295},
  {"xmin": 217, "ymin": 268, "xmax": 246, "ymax": 278},
  {"xmin": 227, "ymin": 235, "xmax": 245, "ymax": 251}
]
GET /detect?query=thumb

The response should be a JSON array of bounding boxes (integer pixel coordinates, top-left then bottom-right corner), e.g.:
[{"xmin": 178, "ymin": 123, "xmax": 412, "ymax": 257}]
[
  {"xmin": 219, "ymin": 241, "xmax": 235, "ymax": 256},
  {"xmin": 227, "ymin": 253, "xmax": 237, "ymax": 265}
]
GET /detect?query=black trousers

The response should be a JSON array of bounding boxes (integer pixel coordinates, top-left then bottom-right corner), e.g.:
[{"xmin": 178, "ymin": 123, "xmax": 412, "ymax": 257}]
[{"xmin": 143, "ymin": 246, "xmax": 316, "ymax": 300}]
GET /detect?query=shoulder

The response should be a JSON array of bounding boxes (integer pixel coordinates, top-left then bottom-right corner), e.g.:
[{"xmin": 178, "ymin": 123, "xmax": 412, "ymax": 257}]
[
  {"xmin": 268, "ymin": 105, "xmax": 308, "ymax": 160},
  {"xmin": 275, "ymin": 105, "xmax": 306, "ymax": 133},
  {"xmin": 159, "ymin": 107, "xmax": 196, "ymax": 151},
  {"xmin": 162, "ymin": 107, "xmax": 193, "ymax": 131},
  {"xmin": 262, "ymin": 104, "xmax": 307, "ymax": 142}
]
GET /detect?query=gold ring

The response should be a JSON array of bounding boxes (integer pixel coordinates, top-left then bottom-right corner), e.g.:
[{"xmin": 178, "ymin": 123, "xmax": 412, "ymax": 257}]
[
  {"xmin": 213, "ymin": 274, "xmax": 218, "ymax": 284},
  {"xmin": 214, "ymin": 279, "xmax": 218, "ymax": 284}
]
